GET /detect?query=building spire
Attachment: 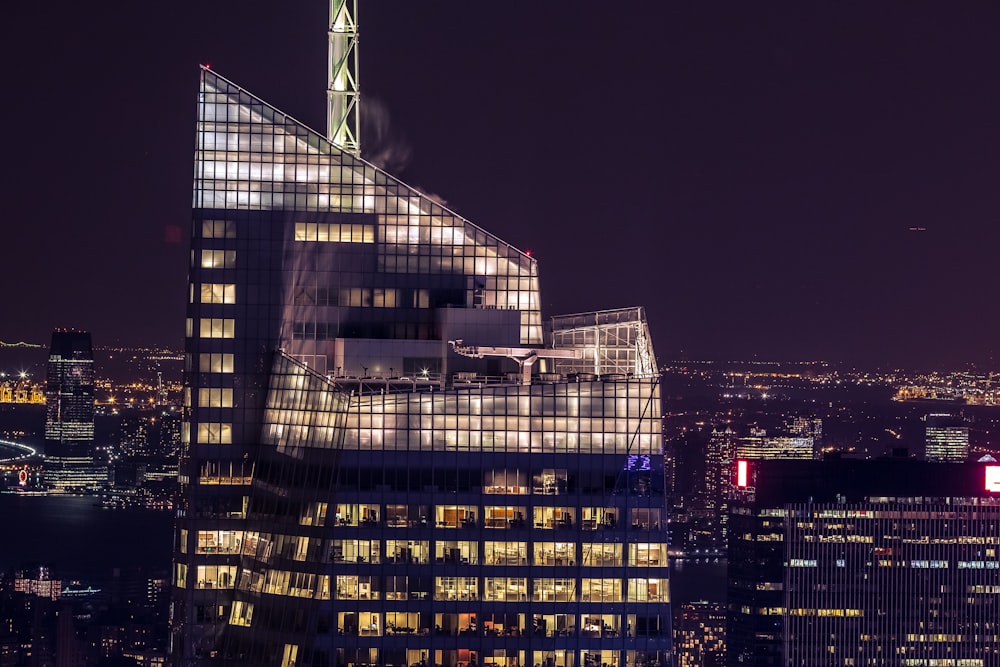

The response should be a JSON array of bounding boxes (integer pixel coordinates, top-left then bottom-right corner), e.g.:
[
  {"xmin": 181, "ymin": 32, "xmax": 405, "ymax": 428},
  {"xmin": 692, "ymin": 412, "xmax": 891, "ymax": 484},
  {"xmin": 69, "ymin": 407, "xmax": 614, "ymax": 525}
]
[{"xmin": 328, "ymin": 0, "xmax": 360, "ymax": 154}]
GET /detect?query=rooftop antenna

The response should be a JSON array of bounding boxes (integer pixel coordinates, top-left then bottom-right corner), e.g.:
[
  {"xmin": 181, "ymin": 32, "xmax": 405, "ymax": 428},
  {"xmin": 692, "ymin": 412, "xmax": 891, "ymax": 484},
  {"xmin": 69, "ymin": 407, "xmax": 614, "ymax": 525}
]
[{"xmin": 328, "ymin": 0, "xmax": 360, "ymax": 155}]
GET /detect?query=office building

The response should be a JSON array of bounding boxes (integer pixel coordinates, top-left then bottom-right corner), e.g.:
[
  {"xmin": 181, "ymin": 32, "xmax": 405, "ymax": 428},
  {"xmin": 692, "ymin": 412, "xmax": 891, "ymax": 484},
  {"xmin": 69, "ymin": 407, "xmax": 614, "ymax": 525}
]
[
  {"xmin": 42, "ymin": 329, "xmax": 105, "ymax": 490},
  {"xmin": 735, "ymin": 427, "xmax": 813, "ymax": 461},
  {"xmin": 727, "ymin": 459, "xmax": 1000, "ymax": 667},
  {"xmin": 672, "ymin": 602, "xmax": 724, "ymax": 667},
  {"xmin": 171, "ymin": 67, "xmax": 669, "ymax": 667},
  {"xmin": 925, "ymin": 413, "xmax": 969, "ymax": 462}
]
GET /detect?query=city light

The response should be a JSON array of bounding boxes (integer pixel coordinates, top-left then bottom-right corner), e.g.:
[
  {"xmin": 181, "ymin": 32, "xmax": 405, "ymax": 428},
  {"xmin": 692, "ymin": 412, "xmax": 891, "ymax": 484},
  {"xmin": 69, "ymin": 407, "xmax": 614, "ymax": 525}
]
[
  {"xmin": 986, "ymin": 465, "xmax": 1000, "ymax": 493},
  {"xmin": 736, "ymin": 460, "xmax": 749, "ymax": 488}
]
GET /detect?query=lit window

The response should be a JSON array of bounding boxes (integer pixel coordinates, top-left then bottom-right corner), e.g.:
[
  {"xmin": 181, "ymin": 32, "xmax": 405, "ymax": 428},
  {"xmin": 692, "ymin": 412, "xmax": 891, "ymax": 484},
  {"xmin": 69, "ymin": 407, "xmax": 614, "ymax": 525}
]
[
  {"xmin": 198, "ymin": 388, "xmax": 233, "ymax": 408},
  {"xmin": 230, "ymin": 601, "xmax": 253, "ymax": 627},
  {"xmin": 294, "ymin": 222, "xmax": 374, "ymax": 243},
  {"xmin": 582, "ymin": 543, "xmax": 622, "ymax": 566},
  {"xmin": 200, "ymin": 283, "xmax": 236, "ymax": 304},
  {"xmin": 202, "ymin": 219, "xmax": 236, "ymax": 239},
  {"xmin": 199, "ymin": 353, "xmax": 234, "ymax": 373},
  {"xmin": 533, "ymin": 542, "xmax": 575, "ymax": 566},
  {"xmin": 581, "ymin": 578, "xmax": 622, "ymax": 602},
  {"xmin": 628, "ymin": 543, "xmax": 666, "ymax": 566},
  {"xmin": 201, "ymin": 249, "xmax": 236, "ymax": 269},
  {"xmin": 195, "ymin": 565, "xmax": 237, "ymax": 589},
  {"xmin": 199, "ymin": 318, "xmax": 235, "ymax": 338},
  {"xmin": 627, "ymin": 578, "xmax": 667, "ymax": 602},
  {"xmin": 197, "ymin": 422, "xmax": 232, "ymax": 444}
]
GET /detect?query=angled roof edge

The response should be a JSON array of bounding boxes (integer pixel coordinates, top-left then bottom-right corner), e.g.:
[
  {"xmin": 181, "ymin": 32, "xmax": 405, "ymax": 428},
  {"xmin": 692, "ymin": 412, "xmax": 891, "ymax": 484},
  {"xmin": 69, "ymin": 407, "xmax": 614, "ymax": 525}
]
[{"xmin": 198, "ymin": 66, "xmax": 535, "ymax": 265}]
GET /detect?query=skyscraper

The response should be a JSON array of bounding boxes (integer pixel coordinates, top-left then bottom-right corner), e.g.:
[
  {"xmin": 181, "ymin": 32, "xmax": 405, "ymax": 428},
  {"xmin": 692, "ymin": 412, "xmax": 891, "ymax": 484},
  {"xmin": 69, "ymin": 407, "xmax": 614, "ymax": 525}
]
[
  {"xmin": 42, "ymin": 329, "xmax": 104, "ymax": 491},
  {"xmin": 171, "ymin": 68, "xmax": 669, "ymax": 667},
  {"xmin": 727, "ymin": 458, "xmax": 1000, "ymax": 666},
  {"xmin": 925, "ymin": 412, "xmax": 969, "ymax": 462}
]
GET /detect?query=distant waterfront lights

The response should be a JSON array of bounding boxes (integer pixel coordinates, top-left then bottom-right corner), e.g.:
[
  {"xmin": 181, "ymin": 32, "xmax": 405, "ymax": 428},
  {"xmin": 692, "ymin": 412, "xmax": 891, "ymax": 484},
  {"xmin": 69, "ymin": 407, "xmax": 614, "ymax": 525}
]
[{"xmin": 0, "ymin": 438, "xmax": 38, "ymax": 462}]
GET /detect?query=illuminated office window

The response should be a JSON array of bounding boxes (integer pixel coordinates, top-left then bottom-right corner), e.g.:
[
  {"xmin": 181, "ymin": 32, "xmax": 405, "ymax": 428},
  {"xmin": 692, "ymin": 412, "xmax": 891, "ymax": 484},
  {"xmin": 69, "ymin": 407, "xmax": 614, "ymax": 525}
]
[
  {"xmin": 533, "ymin": 542, "xmax": 576, "ymax": 566},
  {"xmin": 434, "ymin": 577, "xmax": 479, "ymax": 601},
  {"xmin": 484, "ymin": 506, "xmax": 527, "ymax": 528},
  {"xmin": 581, "ymin": 578, "xmax": 622, "ymax": 602},
  {"xmin": 532, "ymin": 578, "xmax": 576, "ymax": 602},
  {"xmin": 196, "ymin": 530, "xmax": 243, "ymax": 554},
  {"xmin": 294, "ymin": 222, "xmax": 374, "ymax": 243},
  {"xmin": 199, "ymin": 353, "xmax": 235, "ymax": 373},
  {"xmin": 201, "ymin": 249, "xmax": 236, "ymax": 269},
  {"xmin": 195, "ymin": 565, "xmax": 237, "ymax": 589},
  {"xmin": 230, "ymin": 601, "xmax": 253, "ymax": 627},
  {"xmin": 533, "ymin": 507, "xmax": 576, "ymax": 529},
  {"xmin": 484, "ymin": 577, "xmax": 527, "ymax": 601},
  {"xmin": 336, "ymin": 575, "xmax": 379, "ymax": 600},
  {"xmin": 627, "ymin": 578, "xmax": 667, "ymax": 602},
  {"xmin": 199, "ymin": 388, "xmax": 233, "ymax": 408},
  {"xmin": 197, "ymin": 422, "xmax": 232, "ymax": 444},
  {"xmin": 200, "ymin": 283, "xmax": 236, "ymax": 304},
  {"xmin": 199, "ymin": 318, "xmax": 235, "ymax": 338},
  {"xmin": 582, "ymin": 543, "xmax": 622, "ymax": 567},
  {"xmin": 484, "ymin": 542, "xmax": 527, "ymax": 566},
  {"xmin": 202, "ymin": 219, "xmax": 236, "ymax": 238},
  {"xmin": 628, "ymin": 543, "xmax": 667, "ymax": 566}
]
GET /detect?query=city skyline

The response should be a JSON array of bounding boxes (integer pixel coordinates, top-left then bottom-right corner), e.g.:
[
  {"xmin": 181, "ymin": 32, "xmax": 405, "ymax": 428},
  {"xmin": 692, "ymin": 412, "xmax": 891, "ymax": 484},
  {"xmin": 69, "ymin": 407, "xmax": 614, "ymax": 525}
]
[{"xmin": 5, "ymin": 2, "xmax": 1000, "ymax": 367}]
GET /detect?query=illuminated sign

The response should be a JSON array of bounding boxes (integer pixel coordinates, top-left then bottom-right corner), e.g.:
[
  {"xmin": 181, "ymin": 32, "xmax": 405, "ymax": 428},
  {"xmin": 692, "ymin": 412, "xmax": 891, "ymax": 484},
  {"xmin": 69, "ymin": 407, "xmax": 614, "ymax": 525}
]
[
  {"xmin": 736, "ymin": 460, "xmax": 749, "ymax": 488},
  {"xmin": 986, "ymin": 465, "xmax": 1000, "ymax": 493}
]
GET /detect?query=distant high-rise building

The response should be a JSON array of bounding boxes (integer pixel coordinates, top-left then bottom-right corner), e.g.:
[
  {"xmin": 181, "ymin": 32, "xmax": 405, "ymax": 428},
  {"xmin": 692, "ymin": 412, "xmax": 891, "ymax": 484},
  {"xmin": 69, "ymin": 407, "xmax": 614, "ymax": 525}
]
[
  {"xmin": 120, "ymin": 411, "xmax": 152, "ymax": 458},
  {"xmin": 785, "ymin": 416, "xmax": 821, "ymax": 442},
  {"xmin": 727, "ymin": 458, "xmax": 1000, "ymax": 666},
  {"xmin": 672, "ymin": 602, "xmax": 725, "ymax": 667},
  {"xmin": 14, "ymin": 566, "xmax": 62, "ymax": 601},
  {"xmin": 925, "ymin": 412, "xmax": 969, "ymax": 462},
  {"xmin": 158, "ymin": 411, "xmax": 182, "ymax": 459},
  {"xmin": 171, "ymin": 67, "xmax": 669, "ymax": 667},
  {"xmin": 703, "ymin": 426, "xmax": 735, "ymax": 549},
  {"xmin": 44, "ymin": 330, "xmax": 94, "ymax": 450},
  {"xmin": 42, "ymin": 330, "xmax": 105, "ymax": 490},
  {"xmin": 735, "ymin": 427, "xmax": 813, "ymax": 460}
]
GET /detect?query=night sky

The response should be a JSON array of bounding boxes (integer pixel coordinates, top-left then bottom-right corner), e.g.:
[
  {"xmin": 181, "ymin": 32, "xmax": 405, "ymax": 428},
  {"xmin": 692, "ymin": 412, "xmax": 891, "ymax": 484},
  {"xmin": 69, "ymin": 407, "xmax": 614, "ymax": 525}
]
[{"xmin": 4, "ymin": 2, "xmax": 1000, "ymax": 368}]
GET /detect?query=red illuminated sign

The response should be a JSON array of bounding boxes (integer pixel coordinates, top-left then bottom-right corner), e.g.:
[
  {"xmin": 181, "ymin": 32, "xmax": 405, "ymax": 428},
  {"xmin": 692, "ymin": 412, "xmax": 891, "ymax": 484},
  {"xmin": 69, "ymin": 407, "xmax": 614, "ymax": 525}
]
[
  {"xmin": 986, "ymin": 465, "xmax": 1000, "ymax": 493},
  {"xmin": 736, "ymin": 460, "xmax": 749, "ymax": 488}
]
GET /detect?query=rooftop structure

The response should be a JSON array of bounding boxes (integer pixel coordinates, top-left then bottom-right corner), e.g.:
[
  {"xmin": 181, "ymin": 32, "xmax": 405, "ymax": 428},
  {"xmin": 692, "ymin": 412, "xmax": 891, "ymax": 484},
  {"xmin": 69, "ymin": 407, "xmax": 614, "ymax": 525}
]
[{"xmin": 171, "ymin": 67, "xmax": 669, "ymax": 667}]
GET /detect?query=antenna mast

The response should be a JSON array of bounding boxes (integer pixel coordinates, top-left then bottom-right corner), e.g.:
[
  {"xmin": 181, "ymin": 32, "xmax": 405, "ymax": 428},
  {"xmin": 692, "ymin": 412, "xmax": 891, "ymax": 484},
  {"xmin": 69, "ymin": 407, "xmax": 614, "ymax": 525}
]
[{"xmin": 328, "ymin": 0, "xmax": 360, "ymax": 154}]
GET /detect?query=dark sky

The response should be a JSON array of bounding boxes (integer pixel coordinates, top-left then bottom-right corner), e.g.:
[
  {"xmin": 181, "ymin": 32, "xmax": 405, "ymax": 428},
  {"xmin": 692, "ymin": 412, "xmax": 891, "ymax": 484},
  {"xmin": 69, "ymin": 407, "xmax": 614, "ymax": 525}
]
[{"xmin": 4, "ymin": 2, "xmax": 1000, "ymax": 368}]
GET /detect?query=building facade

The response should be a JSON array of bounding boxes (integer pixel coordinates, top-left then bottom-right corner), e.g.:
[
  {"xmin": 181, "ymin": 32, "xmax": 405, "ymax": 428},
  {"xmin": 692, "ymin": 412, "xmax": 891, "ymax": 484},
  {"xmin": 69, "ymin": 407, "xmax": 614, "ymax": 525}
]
[
  {"xmin": 672, "ymin": 602, "xmax": 725, "ymax": 667},
  {"xmin": 925, "ymin": 413, "xmax": 969, "ymax": 462},
  {"xmin": 728, "ymin": 459, "xmax": 1000, "ymax": 667},
  {"xmin": 42, "ymin": 329, "xmax": 105, "ymax": 490},
  {"xmin": 171, "ymin": 69, "xmax": 669, "ymax": 667}
]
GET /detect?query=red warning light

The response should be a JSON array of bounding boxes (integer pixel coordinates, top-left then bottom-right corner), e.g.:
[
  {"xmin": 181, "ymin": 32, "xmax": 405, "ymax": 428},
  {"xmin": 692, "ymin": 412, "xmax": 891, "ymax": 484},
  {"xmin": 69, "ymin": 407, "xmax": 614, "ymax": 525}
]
[
  {"xmin": 986, "ymin": 465, "xmax": 1000, "ymax": 493},
  {"xmin": 18, "ymin": 469, "xmax": 27, "ymax": 486},
  {"xmin": 736, "ymin": 460, "xmax": 749, "ymax": 488}
]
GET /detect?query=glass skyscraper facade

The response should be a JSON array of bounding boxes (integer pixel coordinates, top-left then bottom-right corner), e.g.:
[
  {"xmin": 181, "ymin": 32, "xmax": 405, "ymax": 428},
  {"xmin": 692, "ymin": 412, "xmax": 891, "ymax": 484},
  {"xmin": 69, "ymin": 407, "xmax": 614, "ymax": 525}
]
[
  {"xmin": 43, "ymin": 329, "xmax": 104, "ymax": 490},
  {"xmin": 925, "ymin": 413, "xmax": 969, "ymax": 463},
  {"xmin": 728, "ymin": 459, "xmax": 1000, "ymax": 667},
  {"xmin": 172, "ymin": 69, "xmax": 669, "ymax": 667}
]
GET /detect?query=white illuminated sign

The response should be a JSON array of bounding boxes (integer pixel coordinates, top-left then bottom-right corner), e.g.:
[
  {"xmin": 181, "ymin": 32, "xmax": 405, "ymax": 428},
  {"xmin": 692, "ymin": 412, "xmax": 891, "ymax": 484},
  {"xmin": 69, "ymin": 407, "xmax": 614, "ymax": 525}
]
[
  {"xmin": 985, "ymin": 465, "xmax": 1000, "ymax": 493},
  {"xmin": 736, "ymin": 460, "xmax": 749, "ymax": 488}
]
